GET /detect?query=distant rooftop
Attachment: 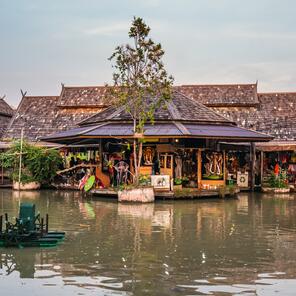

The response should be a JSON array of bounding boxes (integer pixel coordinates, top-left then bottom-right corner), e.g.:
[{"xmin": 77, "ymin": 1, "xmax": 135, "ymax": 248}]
[{"xmin": 175, "ymin": 83, "xmax": 259, "ymax": 107}]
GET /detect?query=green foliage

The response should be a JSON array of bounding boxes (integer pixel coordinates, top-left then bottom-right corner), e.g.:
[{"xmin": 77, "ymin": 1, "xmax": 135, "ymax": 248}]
[
  {"xmin": 105, "ymin": 17, "xmax": 174, "ymax": 185},
  {"xmin": 268, "ymin": 171, "xmax": 288, "ymax": 188},
  {"xmin": 107, "ymin": 17, "xmax": 174, "ymax": 131},
  {"xmin": 139, "ymin": 174, "xmax": 151, "ymax": 186},
  {"xmin": 0, "ymin": 141, "xmax": 62, "ymax": 185},
  {"xmin": 174, "ymin": 177, "xmax": 183, "ymax": 185}
]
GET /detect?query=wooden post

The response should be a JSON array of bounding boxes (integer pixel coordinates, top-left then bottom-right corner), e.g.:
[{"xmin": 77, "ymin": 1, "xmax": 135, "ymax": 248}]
[
  {"xmin": 5, "ymin": 213, "xmax": 8, "ymax": 231},
  {"xmin": 41, "ymin": 218, "xmax": 44, "ymax": 235},
  {"xmin": 260, "ymin": 151, "xmax": 264, "ymax": 187},
  {"xmin": 197, "ymin": 149, "xmax": 202, "ymax": 189},
  {"xmin": 45, "ymin": 214, "xmax": 49, "ymax": 233},
  {"xmin": 250, "ymin": 143, "xmax": 256, "ymax": 191},
  {"xmin": 223, "ymin": 150, "xmax": 226, "ymax": 186},
  {"xmin": 18, "ymin": 128, "xmax": 24, "ymax": 190},
  {"xmin": 0, "ymin": 215, "xmax": 2, "ymax": 233},
  {"xmin": 1, "ymin": 163, "xmax": 3, "ymax": 185}
]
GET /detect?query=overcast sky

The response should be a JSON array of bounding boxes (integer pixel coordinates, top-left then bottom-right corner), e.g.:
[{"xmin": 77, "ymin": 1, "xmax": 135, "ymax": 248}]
[{"xmin": 1, "ymin": 0, "xmax": 295, "ymax": 106}]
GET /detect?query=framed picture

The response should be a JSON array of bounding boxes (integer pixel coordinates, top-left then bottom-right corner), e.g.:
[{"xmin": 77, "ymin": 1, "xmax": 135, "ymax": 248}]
[{"xmin": 151, "ymin": 175, "xmax": 170, "ymax": 190}]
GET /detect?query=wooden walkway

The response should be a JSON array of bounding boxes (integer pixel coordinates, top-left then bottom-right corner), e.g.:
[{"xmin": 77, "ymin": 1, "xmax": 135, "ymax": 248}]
[{"xmin": 91, "ymin": 186, "xmax": 240, "ymax": 200}]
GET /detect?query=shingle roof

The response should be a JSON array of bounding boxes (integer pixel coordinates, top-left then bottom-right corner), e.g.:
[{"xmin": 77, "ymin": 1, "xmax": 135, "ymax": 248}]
[
  {"xmin": 4, "ymin": 93, "xmax": 106, "ymax": 141},
  {"xmin": 208, "ymin": 92, "xmax": 296, "ymax": 141},
  {"xmin": 0, "ymin": 98, "xmax": 14, "ymax": 117},
  {"xmin": 58, "ymin": 85, "xmax": 109, "ymax": 107},
  {"xmin": 0, "ymin": 98, "xmax": 14, "ymax": 138},
  {"xmin": 80, "ymin": 90, "xmax": 232, "ymax": 126},
  {"xmin": 176, "ymin": 83, "xmax": 259, "ymax": 106},
  {"xmin": 5, "ymin": 96, "xmax": 60, "ymax": 141}
]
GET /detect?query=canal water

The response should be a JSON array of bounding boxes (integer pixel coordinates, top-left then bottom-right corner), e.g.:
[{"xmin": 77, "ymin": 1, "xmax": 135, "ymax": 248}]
[{"xmin": 0, "ymin": 190, "xmax": 296, "ymax": 295}]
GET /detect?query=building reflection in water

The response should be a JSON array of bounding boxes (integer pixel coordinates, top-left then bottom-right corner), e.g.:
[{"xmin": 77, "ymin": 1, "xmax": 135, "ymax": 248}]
[{"xmin": 1, "ymin": 190, "xmax": 296, "ymax": 295}]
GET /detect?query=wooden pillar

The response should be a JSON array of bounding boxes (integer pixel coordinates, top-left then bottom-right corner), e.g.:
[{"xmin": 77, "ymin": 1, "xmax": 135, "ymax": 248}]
[
  {"xmin": 223, "ymin": 150, "xmax": 226, "ymax": 186},
  {"xmin": 197, "ymin": 149, "xmax": 202, "ymax": 189},
  {"xmin": 250, "ymin": 143, "xmax": 256, "ymax": 191},
  {"xmin": 1, "ymin": 163, "xmax": 3, "ymax": 185},
  {"xmin": 260, "ymin": 150, "xmax": 264, "ymax": 187}
]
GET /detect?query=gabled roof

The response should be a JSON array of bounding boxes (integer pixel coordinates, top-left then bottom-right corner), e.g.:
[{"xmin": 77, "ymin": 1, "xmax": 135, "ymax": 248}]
[
  {"xmin": 5, "ymin": 96, "xmax": 60, "ymax": 141},
  {"xmin": 0, "ymin": 97, "xmax": 14, "ymax": 138},
  {"xmin": 176, "ymin": 83, "xmax": 259, "ymax": 107},
  {"xmin": 0, "ymin": 97, "xmax": 14, "ymax": 117},
  {"xmin": 80, "ymin": 91, "xmax": 232, "ymax": 126},
  {"xmin": 58, "ymin": 85, "xmax": 109, "ymax": 107}
]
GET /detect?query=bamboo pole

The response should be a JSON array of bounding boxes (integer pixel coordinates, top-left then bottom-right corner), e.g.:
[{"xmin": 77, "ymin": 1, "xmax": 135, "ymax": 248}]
[{"xmin": 18, "ymin": 128, "xmax": 24, "ymax": 190}]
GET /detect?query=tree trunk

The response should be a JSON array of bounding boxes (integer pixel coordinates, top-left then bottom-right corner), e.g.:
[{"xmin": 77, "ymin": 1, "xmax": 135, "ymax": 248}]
[{"xmin": 133, "ymin": 138, "xmax": 139, "ymax": 185}]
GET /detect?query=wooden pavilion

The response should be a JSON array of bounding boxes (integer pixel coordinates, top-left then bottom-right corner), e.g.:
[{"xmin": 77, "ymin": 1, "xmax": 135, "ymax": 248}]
[{"xmin": 42, "ymin": 90, "xmax": 272, "ymax": 192}]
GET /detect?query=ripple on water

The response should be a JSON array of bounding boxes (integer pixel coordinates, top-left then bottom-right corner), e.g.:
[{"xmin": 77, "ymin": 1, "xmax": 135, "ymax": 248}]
[{"xmin": 1, "ymin": 190, "xmax": 296, "ymax": 295}]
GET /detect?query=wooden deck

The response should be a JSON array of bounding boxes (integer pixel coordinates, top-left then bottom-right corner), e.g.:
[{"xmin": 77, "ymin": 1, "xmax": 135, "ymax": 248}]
[{"xmin": 91, "ymin": 186, "xmax": 240, "ymax": 200}]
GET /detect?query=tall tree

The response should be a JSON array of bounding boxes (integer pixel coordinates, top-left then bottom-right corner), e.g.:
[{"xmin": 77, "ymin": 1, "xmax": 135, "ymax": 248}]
[{"xmin": 107, "ymin": 17, "xmax": 174, "ymax": 185}]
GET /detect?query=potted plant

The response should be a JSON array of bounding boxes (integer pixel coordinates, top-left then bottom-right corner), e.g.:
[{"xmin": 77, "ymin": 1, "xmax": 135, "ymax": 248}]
[
  {"xmin": 106, "ymin": 17, "xmax": 173, "ymax": 202},
  {"xmin": 173, "ymin": 177, "xmax": 183, "ymax": 191},
  {"xmin": 263, "ymin": 170, "xmax": 290, "ymax": 193},
  {"xmin": 0, "ymin": 140, "xmax": 62, "ymax": 190}
]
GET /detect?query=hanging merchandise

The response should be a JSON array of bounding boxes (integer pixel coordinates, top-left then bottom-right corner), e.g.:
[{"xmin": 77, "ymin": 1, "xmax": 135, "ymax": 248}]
[{"xmin": 291, "ymin": 152, "xmax": 296, "ymax": 163}]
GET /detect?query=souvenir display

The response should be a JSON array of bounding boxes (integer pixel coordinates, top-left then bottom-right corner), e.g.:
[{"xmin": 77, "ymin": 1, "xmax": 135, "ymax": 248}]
[{"xmin": 202, "ymin": 151, "xmax": 223, "ymax": 180}]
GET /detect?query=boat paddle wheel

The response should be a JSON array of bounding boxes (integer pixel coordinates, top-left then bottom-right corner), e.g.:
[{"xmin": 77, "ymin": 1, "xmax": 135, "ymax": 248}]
[{"xmin": 0, "ymin": 203, "xmax": 65, "ymax": 248}]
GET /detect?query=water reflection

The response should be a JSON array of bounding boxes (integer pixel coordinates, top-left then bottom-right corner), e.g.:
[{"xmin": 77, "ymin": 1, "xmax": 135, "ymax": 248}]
[{"xmin": 0, "ymin": 189, "xmax": 296, "ymax": 295}]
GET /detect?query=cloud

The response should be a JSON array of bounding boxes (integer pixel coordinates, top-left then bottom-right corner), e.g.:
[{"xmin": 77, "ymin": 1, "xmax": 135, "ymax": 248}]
[{"xmin": 83, "ymin": 21, "xmax": 130, "ymax": 36}]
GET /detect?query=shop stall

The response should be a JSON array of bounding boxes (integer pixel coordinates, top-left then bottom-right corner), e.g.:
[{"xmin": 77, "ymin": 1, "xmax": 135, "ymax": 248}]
[{"xmin": 42, "ymin": 91, "xmax": 272, "ymax": 193}]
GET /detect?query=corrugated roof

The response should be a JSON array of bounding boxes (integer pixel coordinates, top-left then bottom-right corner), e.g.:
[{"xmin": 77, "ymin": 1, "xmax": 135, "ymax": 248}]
[{"xmin": 43, "ymin": 122, "xmax": 272, "ymax": 142}]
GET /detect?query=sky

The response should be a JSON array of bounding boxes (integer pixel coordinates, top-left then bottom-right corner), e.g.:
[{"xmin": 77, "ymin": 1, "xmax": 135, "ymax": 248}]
[{"xmin": 0, "ymin": 0, "xmax": 295, "ymax": 106}]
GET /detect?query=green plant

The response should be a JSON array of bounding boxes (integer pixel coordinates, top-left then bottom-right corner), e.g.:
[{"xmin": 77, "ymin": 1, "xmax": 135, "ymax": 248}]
[
  {"xmin": 268, "ymin": 170, "xmax": 288, "ymax": 188},
  {"xmin": 174, "ymin": 177, "xmax": 182, "ymax": 185},
  {"xmin": 139, "ymin": 174, "xmax": 151, "ymax": 186},
  {"xmin": 0, "ymin": 140, "xmax": 63, "ymax": 185},
  {"xmin": 105, "ymin": 17, "xmax": 173, "ymax": 185}
]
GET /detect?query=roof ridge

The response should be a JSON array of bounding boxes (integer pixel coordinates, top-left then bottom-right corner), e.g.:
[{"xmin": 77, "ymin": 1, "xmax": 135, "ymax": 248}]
[
  {"xmin": 177, "ymin": 83, "xmax": 257, "ymax": 87},
  {"xmin": 23, "ymin": 95, "xmax": 59, "ymax": 98},
  {"xmin": 173, "ymin": 121, "xmax": 191, "ymax": 135},
  {"xmin": 63, "ymin": 85, "xmax": 107, "ymax": 89},
  {"xmin": 165, "ymin": 100, "xmax": 182, "ymax": 120},
  {"xmin": 259, "ymin": 91, "xmax": 296, "ymax": 95}
]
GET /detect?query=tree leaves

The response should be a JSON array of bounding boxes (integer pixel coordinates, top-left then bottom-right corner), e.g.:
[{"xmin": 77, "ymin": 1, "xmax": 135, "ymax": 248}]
[{"xmin": 0, "ymin": 141, "xmax": 63, "ymax": 185}]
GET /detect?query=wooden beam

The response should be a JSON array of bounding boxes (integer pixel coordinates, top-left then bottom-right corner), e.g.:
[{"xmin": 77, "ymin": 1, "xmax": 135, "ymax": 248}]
[{"xmin": 250, "ymin": 143, "xmax": 256, "ymax": 191}]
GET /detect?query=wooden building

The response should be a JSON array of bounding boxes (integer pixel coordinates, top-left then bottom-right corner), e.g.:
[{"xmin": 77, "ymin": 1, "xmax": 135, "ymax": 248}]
[
  {"xmin": 42, "ymin": 90, "xmax": 271, "ymax": 191},
  {"xmin": 177, "ymin": 84, "xmax": 296, "ymax": 187},
  {"xmin": 3, "ymin": 82, "xmax": 296, "ymax": 190}
]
